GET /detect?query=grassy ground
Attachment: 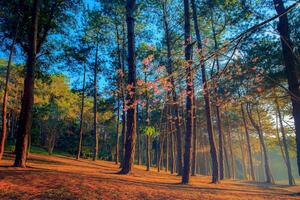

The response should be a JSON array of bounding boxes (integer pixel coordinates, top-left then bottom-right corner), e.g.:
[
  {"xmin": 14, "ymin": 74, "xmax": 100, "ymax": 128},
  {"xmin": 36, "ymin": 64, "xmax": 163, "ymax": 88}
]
[{"xmin": 0, "ymin": 152, "xmax": 300, "ymax": 200}]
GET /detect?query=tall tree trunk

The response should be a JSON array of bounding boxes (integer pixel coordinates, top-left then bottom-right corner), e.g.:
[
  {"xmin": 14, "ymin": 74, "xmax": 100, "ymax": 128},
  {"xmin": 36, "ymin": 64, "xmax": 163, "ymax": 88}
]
[
  {"xmin": 119, "ymin": 0, "xmax": 137, "ymax": 174},
  {"xmin": 115, "ymin": 23, "xmax": 123, "ymax": 165},
  {"xmin": 191, "ymin": 91, "xmax": 197, "ymax": 176},
  {"xmin": 166, "ymin": 126, "xmax": 169, "ymax": 172},
  {"xmin": 170, "ymin": 114, "xmax": 175, "ymax": 174},
  {"xmin": 241, "ymin": 104, "xmax": 255, "ymax": 180},
  {"xmin": 76, "ymin": 65, "xmax": 86, "ymax": 160},
  {"xmin": 246, "ymin": 104, "xmax": 274, "ymax": 184},
  {"xmin": 191, "ymin": 0, "xmax": 219, "ymax": 183},
  {"xmin": 158, "ymin": 104, "xmax": 166, "ymax": 172},
  {"xmin": 210, "ymin": 14, "xmax": 224, "ymax": 180},
  {"xmin": 162, "ymin": 0, "xmax": 183, "ymax": 175},
  {"xmin": 137, "ymin": 104, "xmax": 141, "ymax": 165},
  {"xmin": 120, "ymin": 20, "xmax": 127, "ymax": 168},
  {"xmin": 145, "ymin": 72, "xmax": 151, "ymax": 171},
  {"xmin": 182, "ymin": 0, "xmax": 193, "ymax": 184},
  {"xmin": 115, "ymin": 97, "xmax": 120, "ymax": 164},
  {"xmin": 120, "ymin": 89, "xmax": 126, "ymax": 167},
  {"xmin": 273, "ymin": 0, "xmax": 300, "ymax": 175},
  {"xmin": 14, "ymin": 0, "xmax": 39, "ymax": 167},
  {"xmin": 93, "ymin": 42, "xmax": 99, "ymax": 161},
  {"xmin": 237, "ymin": 129, "xmax": 247, "ymax": 179},
  {"xmin": 226, "ymin": 115, "xmax": 235, "ymax": 179},
  {"xmin": 223, "ymin": 133, "xmax": 231, "ymax": 178},
  {"xmin": 0, "ymin": 21, "xmax": 19, "ymax": 160},
  {"xmin": 275, "ymin": 97, "xmax": 295, "ymax": 185}
]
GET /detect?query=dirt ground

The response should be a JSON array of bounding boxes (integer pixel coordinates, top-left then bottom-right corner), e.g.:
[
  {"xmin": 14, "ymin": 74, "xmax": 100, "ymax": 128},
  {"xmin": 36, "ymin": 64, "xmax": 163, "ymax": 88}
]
[{"xmin": 0, "ymin": 153, "xmax": 299, "ymax": 200}]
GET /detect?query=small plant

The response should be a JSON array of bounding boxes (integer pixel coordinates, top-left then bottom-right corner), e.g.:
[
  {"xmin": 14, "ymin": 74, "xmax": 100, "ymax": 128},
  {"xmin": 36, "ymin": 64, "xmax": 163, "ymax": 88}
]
[{"xmin": 142, "ymin": 126, "xmax": 158, "ymax": 137}]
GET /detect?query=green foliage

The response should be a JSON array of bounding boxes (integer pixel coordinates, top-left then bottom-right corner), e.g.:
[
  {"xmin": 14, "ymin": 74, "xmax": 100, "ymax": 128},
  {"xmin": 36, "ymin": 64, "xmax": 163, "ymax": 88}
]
[{"xmin": 142, "ymin": 126, "xmax": 158, "ymax": 137}]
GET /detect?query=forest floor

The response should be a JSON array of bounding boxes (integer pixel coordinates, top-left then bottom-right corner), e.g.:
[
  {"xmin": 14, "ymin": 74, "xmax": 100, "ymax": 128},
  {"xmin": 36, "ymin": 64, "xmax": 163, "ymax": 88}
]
[{"xmin": 0, "ymin": 153, "xmax": 300, "ymax": 200}]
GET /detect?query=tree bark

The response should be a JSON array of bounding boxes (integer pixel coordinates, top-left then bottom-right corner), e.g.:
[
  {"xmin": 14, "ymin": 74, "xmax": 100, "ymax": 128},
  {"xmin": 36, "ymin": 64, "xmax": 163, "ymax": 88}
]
[
  {"xmin": 162, "ymin": 0, "xmax": 183, "ymax": 175},
  {"xmin": 0, "ymin": 20, "xmax": 19, "ymax": 160},
  {"xmin": 119, "ymin": 0, "xmax": 137, "ymax": 174},
  {"xmin": 237, "ymin": 128, "xmax": 247, "ymax": 179},
  {"xmin": 226, "ymin": 115, "xmax": 235, "ymax": 179},
  {"xmin": 115, "ymin": 22, "xmax": 123, "ymax": 165},
  {"xmin": 211, "ymin": 15, "xmax": 224, "ymax": 180},
  {"xmin": 272, "ymin": 0, "xmax": 300, "ymax": 175},
  {"xmin": 93, "ymin": 42, "xmax": 99, "ymax": 161},
  {"xmin": 76, "ymin": 65, "xmax": 86, "ymax": 160},
  {"xmin": 191, "ymin": 0, "xmax": 219, "ymax": 183},
  {"xmin": 246, "ymin": 104, "xmax": 274, "ymax": 184},
  {"xmin": 241, "ymin": 104, "xmax": 255, "ymax": 180},
  {"xmin": 181, "ymin": 0, "xmax": 193, "ymax": 184},
  {"xmin": 115, "ymin": 97, "xmax": 120, "ymax": 164},
  {"xmin": 275, "ymin": 97, "xmax": 295, "ymax": 185},
  {"xmin": 191, "ymin": 91, "xmax": 197, "ymax": 176},
  {"xmin": 145, "ymin": 72, "xmax": 151, "ymax": 171},
  {"xmin": 14, "ymin": 0, "xmax": 39, "ymax": 168}
]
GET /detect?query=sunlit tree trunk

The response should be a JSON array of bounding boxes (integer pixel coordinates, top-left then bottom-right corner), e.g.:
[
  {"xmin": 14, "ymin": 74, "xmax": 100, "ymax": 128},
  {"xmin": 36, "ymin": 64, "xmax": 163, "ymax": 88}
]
[
  {"xmin": 158, "ymin": 105, "xmax": 166, "ymax": 172},
  {"xmin": 210, "ymin": 16, "xmax": 224, "ymax": 180},
  {"xmin": 170, "ymin": 114, "xmax": 175, "ymax": 174},
  {"xmin": 14, "ymin": 0, "xmax": 39, "ymax": 167},
  {"xmin": 119, "ymin": 0, "xmax": 137, "ymax": 174},
  {"xmin": 226, "ymin": 115, "xmax": 235, "ymax": 179},
  {"xmin": 181, "ymin": 0, "xmax": 193, "ymax": 184},
  {"xmin": 247, "ymin": 104, "xmax": 274, "ymax": 184},
  {"xmin": 0, "ymin": 21, "xmax": 19, "ymax": 160},
  {"xmin": 191, "ymin": 0, "xmax": 219, "ymax": 183},
  {"xmin": 166, "ymin": 127, "xmax": 169, "ymax": 172},
  {"xmin": 76, "ymin": 65, "xmax": 86, "ymax": 160},
  {"xmin": 241, "ymin": 104, "xmax": 255, "ymax": 180},
  {"xmin": 191, "ymin": 91, "xmax": 197, "ymax": 176},
  {"xmin": 162, "ymin": 0, "xmax": 183, "ymax": 175},
  {"xmin": 272, "ymin": 0, "xmax": 300, "ymax": 175},
  {"xmin": 115, "ymin": 97, "xmax": 120, "ymax": 164},
  {"xmin": 237, "ymin": 129, "xmax": 247, "ymax": 180},
  {"xmin": 93, "ymin": 42, "xmax": 99, "ymax": 161},
  {"xmin": 145, "ymin": 72, "xmax": 151, "ymax": 171},
  {"xmin": 275, "ymin": 97, "xmax": 295, "ymax": 185},
  {"xmin": 137, "ymin": 104, "xmax": 141, "ymax": 165}
]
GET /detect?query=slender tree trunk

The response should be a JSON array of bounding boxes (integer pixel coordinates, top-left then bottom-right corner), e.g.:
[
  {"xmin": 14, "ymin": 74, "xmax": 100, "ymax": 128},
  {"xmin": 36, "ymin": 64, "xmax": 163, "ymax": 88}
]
[
  {"xmin": 241, "ymin": 104, "xmax": 255, "ymax": 180},
  {"xmin": 162, "ymin": 0, "xmax": 183, "ymax": 175},
  {"xmin": 191, "ymin": 0, "xmax": 219, "ymax": 183},
  {"xmin": 93, "ymin": 42, "xmax": 99, "ymax": 161},
  {"xmin": 120, "ymin": 20, "xmax": 127, "ymax": 168},
  {"xmin": 166, "ymin": 127, "xmax": 169, "ymax": 172},
  {"xmin": 158, "ymin": 104, "xmax": 166, "ymax": 172},
  {"xmin": 119, "ymin": 0, "xmax": 137, "ymax": 174},
  {"xmin": 210, "ymin": 16, "xmax": 224, "ymax": 180},
  {"xmin": 247, "ymin": 104, "xmax": 273, "ymax": 184},
  {"xmin": 115, "ymin": 97, "xmax": 120, "ymax": 164},
  {"xmin": 0, "ymin": 22, "xmax": 19, "ymax": 160},
  {"xmin": 120, "ymin": 92, "xmax": 126, "ymax": 167},
  {"xmin": 170, "ymin": 115, "xmax": 175, "ymax": 174},
  {"xmin": 137, "ymin": 104, "xmax": 141, "ymax": 165},
  {"xmin": 223, "ymin": 133, "xmax": 231, "ymax": 178},
  {"xmin": 14, "ymin": 0, "xmax": 39, "ymax": 167},
  {"xmin": 273, "ymin": 0, "xmax": 300, "ymax": 175},
  {"xmin": 115, "ymin": 23, "xmax": 123, "ymax": 165},
  {"xmin": 182, "ymin": 0, "xmax": 193, "ymax": 184},
  {"xmin": 276, "ymin": 112, "xmax": 287, "ymax": 164},
  {"xmin": 237, "ymin": 129, "xmax": 247, "ymax": 179},
  {"xmin": 275, "ymin": 97, "xmax": 295, "ymax": 185},
  {"xmin": 76, "ymin": 65, "xmax": 86, "ymax": 160},
  {"xmin": 191, "ymin": 92, "xmax": 197, "ymax": 176},
  {"xmin": 226, "ymin": 116, "xmax": 235, "ymax": 179},
  {"xmin": 145, "ymin": 72, "xmax": 151, "ymax": 171}
]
